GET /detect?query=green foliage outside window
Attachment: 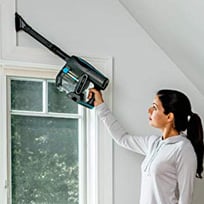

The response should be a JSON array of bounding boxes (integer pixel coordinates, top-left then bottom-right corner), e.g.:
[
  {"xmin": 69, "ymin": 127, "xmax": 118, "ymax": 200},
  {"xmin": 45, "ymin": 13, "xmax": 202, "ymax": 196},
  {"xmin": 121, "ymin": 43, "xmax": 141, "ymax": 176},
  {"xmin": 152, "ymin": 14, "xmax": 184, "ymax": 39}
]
[{"xmin": 10, "ymin": 79, "xmax": 80, "ymax": 204}]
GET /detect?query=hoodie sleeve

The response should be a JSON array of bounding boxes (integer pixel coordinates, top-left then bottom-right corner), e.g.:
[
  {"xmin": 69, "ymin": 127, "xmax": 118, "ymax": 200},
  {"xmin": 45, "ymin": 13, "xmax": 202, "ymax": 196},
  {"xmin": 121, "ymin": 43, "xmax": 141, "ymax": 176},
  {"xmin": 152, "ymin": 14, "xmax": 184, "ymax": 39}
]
[{"xmin": 95, "ymin": 103, "xmax": 153, "ymax": 156}]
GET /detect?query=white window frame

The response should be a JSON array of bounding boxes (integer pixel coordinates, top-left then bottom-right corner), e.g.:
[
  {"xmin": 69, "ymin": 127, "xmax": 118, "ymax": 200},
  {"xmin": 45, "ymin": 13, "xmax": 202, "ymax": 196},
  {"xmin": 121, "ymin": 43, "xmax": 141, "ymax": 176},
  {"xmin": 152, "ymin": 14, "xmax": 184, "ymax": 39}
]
[
  {"xmin": 0, "ymin": 61, "xmax": 113, "ymax": 204},
  {"xmin": 7, "ymin": 75, "xmax": 87, "ymax": 204}
]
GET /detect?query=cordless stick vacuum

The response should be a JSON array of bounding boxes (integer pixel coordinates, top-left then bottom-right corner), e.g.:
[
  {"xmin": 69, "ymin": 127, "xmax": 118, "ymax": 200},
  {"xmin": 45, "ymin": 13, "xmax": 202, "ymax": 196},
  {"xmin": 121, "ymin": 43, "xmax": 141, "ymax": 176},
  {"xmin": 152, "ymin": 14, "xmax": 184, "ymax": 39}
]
[{"xmin": 15, "ymin": 13, "xmax": 109, "ymax": 109}]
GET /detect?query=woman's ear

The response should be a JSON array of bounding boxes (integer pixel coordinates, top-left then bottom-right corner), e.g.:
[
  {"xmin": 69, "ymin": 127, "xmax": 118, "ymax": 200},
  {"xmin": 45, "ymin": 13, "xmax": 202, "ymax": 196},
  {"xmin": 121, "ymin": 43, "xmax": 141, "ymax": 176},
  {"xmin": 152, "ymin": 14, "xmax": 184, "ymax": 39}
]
[{"xmin": 167, "ymin": 112, "xmax": 174, "ymax": 122}]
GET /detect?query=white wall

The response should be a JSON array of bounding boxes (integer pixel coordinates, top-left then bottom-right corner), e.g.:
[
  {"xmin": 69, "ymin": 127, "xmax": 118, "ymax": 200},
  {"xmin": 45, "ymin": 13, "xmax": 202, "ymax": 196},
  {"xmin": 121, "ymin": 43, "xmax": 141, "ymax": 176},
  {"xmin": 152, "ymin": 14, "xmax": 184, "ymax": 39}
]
[
  {"xmin": 1, "ymin": 0, "xmax": 204, "ymax": 203},
  {"xmin": 119, "ymin": 0, "xmax": 204, "ymax": 95}
]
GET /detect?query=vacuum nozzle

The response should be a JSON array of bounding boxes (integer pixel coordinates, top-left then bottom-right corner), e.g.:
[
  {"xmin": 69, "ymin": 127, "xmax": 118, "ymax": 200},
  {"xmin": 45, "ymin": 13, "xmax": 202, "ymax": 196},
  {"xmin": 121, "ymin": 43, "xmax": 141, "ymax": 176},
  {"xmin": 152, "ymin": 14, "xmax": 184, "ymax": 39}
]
[{"xmin": 15, "ymin": 13, "xmax": 27, "ymax": 32}]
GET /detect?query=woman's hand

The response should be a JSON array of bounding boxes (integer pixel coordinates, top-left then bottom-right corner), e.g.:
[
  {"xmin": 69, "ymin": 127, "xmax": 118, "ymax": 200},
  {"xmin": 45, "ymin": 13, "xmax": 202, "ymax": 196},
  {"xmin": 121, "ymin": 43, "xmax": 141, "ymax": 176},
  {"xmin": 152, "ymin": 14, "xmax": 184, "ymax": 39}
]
[{"xmin": 88, "ymin": 88, "xmax": 104, "ymax": 107}]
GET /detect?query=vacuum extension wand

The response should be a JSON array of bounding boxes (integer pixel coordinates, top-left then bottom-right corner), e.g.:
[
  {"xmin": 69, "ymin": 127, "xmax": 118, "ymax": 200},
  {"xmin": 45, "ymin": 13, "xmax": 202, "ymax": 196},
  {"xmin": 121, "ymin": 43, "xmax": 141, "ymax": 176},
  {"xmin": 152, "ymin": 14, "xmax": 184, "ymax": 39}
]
[
  {"xmin": 15, "ymin": 13, "xmax": 109, "ymax": 109},
  {"xmin": 15, "ymin": 13, "xmax": 70, "ymax": 62}
]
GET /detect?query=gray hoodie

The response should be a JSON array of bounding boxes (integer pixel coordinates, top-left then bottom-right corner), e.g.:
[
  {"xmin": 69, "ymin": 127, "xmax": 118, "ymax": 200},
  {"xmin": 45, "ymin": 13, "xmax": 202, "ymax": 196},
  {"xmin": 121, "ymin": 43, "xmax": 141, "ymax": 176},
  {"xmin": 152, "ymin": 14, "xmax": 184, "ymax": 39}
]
[{"xmin": 96, "ymin": 103, "xmax": 197, "ymax": 204}]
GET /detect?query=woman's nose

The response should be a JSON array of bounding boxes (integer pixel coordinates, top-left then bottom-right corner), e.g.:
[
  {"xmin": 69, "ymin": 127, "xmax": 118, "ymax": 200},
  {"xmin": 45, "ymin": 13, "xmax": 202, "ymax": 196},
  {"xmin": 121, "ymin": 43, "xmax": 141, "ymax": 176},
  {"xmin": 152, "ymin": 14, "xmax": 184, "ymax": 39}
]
[{"xmin": 148, "ymin": 107, "xmax": 152, "ymax": 114}]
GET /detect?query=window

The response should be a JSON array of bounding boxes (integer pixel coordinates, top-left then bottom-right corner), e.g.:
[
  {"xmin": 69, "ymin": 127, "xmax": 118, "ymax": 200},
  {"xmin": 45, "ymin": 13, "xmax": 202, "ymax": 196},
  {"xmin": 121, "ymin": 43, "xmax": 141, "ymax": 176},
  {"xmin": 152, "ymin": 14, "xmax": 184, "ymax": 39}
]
[
  {"xmin": 0, "ymin": 61, "xmax": 112, "ymax": 204},
  {"xmin": 9, "ymin": 78, "xmax": 83, "ymax": 204}
]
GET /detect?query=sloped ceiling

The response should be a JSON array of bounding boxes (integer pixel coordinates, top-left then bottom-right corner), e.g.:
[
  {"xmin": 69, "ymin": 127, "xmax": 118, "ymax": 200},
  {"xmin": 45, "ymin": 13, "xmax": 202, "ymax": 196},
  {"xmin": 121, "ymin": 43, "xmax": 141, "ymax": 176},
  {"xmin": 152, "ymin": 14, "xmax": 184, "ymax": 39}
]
[{"xmin": 119, "ymin": 0, "xmax": 204, "ymax": 95}]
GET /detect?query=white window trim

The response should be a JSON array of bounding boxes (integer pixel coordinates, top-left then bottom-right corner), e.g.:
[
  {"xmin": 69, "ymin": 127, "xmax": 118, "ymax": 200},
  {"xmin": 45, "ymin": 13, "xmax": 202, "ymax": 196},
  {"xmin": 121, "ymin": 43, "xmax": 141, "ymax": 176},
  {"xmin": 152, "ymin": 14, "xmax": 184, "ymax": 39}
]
[{"xmin": 0, "ymin": 61, "xmax": 113, "ymax": 204}]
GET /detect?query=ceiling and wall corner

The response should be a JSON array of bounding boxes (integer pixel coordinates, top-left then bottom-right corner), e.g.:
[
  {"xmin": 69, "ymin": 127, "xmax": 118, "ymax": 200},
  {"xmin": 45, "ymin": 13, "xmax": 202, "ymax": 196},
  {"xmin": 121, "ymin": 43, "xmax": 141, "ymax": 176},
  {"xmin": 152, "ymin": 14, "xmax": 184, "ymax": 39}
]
[{"xmin": 119, "ymin": 0, "xmax": 204, "ymax": 95}]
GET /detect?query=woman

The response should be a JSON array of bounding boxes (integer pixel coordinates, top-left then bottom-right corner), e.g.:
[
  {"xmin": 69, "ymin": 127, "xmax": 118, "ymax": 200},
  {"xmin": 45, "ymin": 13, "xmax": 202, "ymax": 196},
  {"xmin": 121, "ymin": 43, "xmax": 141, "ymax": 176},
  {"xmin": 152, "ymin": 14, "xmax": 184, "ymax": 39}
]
[{"xmin": 88, "ymin": 88, "xmax": 204, "ymax": 204}]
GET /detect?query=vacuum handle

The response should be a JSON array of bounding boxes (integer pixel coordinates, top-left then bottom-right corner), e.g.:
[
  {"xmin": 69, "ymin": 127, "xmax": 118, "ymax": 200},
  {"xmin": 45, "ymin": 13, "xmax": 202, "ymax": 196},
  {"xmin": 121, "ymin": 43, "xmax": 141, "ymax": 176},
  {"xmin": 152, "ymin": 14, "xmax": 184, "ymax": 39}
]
[
  {"xmin": 87, "ymin": 95, "xmax": 95, "ymax": 107},
  {"xmin": 15, "ymin": 13, "xmax": 70, "ymax": 62},
  {"xmin": 86, "ymin": 85, "xmax": 101, "ymax": 107}
]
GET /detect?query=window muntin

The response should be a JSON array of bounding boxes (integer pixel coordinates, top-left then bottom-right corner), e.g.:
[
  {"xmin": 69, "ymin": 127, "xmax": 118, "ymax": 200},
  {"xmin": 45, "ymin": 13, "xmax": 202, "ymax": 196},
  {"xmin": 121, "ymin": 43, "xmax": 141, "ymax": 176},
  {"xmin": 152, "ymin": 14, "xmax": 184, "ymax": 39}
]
[{"xmin": 9, "ymin": 78, "xmax": 84, "ymax": 204}]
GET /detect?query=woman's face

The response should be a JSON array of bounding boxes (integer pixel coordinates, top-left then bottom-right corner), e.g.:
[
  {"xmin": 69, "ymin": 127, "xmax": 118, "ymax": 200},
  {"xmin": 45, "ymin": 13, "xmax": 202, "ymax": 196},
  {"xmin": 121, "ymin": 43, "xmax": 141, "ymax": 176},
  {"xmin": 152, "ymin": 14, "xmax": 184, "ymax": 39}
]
[{"xmin": 148, "ymin": 95, "xmax": 169, "ymax": 129}]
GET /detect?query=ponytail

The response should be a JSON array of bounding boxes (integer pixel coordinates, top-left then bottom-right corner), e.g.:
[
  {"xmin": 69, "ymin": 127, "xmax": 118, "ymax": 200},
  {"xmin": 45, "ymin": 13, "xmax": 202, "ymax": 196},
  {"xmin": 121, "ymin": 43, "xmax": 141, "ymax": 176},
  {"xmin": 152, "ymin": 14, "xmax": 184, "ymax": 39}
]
[
  {"xmin": 187, "ymin": 113, "xmax": 204, "ymax": 178},
  {"xmin": 157, "ymin": 89, "xmax": 204, "ymax": 178}
]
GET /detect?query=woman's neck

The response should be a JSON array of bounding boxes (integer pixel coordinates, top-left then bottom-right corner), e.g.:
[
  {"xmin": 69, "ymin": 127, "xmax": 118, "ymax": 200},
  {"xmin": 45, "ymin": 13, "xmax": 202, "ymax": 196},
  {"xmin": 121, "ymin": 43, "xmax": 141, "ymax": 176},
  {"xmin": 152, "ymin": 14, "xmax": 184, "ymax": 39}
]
[{"xmin": 162, "ymin": 128, "xmax": 179, "ymax": 140}]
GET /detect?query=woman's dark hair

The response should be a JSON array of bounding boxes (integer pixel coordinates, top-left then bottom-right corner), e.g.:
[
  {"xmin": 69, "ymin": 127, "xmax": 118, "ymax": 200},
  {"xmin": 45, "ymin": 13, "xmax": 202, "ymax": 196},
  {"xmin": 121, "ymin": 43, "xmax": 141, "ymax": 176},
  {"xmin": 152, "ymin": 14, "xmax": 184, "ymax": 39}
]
[{"xmin": 157, "ymin": 89, "xmax": 204, "ymax": 178}]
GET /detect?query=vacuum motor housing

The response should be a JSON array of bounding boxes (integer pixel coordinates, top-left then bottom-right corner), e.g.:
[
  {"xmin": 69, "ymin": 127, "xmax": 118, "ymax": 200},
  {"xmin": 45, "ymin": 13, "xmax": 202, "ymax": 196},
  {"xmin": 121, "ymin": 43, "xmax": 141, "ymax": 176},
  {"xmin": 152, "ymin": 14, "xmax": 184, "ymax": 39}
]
[{"xmin": 56, "ymin": 56, "xmax": 109, "ymax": 108}]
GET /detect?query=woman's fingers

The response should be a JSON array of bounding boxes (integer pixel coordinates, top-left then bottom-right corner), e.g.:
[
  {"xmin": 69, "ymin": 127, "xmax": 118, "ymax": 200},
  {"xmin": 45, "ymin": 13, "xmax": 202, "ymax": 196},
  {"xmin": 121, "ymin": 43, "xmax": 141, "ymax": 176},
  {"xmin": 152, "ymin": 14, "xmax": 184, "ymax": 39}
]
[{"xmin": 88, "ymin": 88, "xmax": 104, "ymax": 106}]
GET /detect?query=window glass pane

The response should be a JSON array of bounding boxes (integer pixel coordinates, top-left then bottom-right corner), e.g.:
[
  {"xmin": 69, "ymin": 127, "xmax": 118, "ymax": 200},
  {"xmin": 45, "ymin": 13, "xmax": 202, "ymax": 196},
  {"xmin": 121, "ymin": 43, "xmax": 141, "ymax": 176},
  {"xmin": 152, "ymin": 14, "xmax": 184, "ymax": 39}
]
[
  {"xmin": 48, "ymin": 82, "xmax": 78, "ymax": 114},
  {"xmin": 11, "ymin": 115, "xmax": 79, "ymax": 204},
  {"xmin": 11, "ymin": 80, "xmax": 43, "ymax": 111}
]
